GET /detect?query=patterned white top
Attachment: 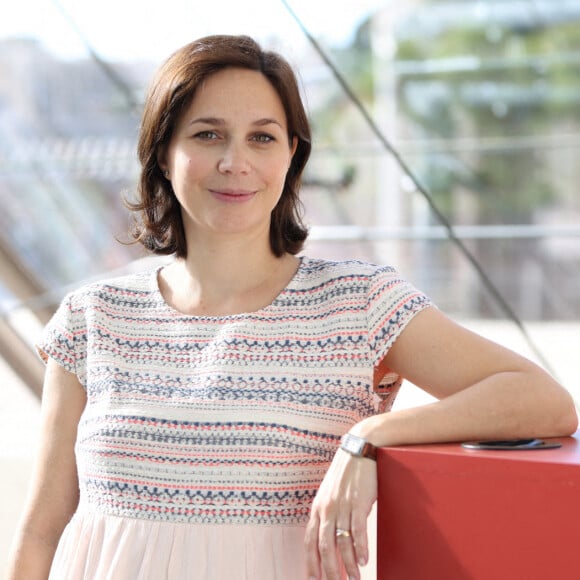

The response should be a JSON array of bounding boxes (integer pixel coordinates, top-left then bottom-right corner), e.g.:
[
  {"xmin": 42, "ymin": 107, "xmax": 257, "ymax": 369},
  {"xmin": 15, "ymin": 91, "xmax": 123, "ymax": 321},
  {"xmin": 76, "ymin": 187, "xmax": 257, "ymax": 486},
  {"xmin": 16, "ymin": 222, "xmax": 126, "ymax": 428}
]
[{"xmin": 38, "ymin": 257, "xmax": 432, "ymax": 526}]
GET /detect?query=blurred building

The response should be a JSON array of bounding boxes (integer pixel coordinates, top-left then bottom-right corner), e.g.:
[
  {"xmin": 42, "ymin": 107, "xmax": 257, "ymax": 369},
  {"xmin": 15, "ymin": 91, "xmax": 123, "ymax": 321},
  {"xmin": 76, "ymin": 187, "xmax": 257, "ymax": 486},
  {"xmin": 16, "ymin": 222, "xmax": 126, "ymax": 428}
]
[{"xmin": 0, "ymin": 0, "xmax": 579, "ymax": 392}]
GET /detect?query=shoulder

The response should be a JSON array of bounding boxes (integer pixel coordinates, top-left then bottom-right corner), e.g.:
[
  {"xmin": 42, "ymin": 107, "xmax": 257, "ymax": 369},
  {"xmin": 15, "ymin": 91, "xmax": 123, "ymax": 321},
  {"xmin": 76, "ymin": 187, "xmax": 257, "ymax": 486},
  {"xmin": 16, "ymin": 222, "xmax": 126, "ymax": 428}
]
[
  {"xmin": 296, "ymin": 256, "xmax": 431, "ymax": 313},
  {"xmin": 296, "ymin": 257, "xmax": 403, "ymax": 300},
  {"xmin": 298, "ymin": 256, "xmax": 397, "ymax": 285},
  {"xmin": 59, "ymin": 267, "xmax": 158, "ymax": 313}
]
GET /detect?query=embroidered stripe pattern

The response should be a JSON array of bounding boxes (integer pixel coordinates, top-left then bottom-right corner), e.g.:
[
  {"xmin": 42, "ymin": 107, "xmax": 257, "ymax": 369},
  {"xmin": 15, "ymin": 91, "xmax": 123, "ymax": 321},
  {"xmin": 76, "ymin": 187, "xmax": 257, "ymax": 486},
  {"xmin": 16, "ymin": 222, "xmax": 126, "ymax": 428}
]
[{"xmin": 38, "ymin": 257, "xmax": 431, "ymax": 525}]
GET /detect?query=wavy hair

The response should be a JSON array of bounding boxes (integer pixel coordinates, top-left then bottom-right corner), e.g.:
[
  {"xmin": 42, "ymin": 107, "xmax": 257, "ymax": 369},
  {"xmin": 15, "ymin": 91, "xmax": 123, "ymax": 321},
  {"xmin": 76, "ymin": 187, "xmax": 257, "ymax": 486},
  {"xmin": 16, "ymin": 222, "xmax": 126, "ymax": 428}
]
[{"xmin": 128, "ymin": 35, "xmax": 312, "ymax": 257}]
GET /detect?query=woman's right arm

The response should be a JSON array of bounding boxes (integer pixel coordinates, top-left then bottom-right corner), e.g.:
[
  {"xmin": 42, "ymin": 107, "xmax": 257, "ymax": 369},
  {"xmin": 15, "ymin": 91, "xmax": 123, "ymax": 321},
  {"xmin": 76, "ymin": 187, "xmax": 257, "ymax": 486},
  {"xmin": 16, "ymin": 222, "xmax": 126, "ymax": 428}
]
[{"xmin": 6, "ymin": 358, "xmax": 87, "ymax": 580}]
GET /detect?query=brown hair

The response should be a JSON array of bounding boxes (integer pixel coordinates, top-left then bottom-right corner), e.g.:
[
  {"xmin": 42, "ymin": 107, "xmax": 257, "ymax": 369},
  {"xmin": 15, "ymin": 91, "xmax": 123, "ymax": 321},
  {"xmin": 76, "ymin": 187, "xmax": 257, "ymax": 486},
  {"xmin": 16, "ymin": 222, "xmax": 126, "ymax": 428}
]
[{"xmin": 129, "ymin": 35, "xmax": 312, "ymax": 257}]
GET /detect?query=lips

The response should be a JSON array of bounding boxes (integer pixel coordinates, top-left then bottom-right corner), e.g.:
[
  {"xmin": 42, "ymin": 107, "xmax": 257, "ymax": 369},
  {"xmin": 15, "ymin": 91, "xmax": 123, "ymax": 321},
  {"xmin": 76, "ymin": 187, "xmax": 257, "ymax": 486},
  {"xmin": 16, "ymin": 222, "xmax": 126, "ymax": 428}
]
[{"xmin": 209, "ymin": 189, "xmax": 257, "ymax": 202}]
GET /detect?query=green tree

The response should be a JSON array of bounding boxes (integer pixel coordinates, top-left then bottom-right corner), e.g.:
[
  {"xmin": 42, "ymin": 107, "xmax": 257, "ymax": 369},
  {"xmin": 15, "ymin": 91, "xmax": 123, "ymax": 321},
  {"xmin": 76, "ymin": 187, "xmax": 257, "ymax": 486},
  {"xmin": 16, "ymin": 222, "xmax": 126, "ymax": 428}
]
[{"xmin": 394, "ymin": 16, "xmax": 580, "ymax": 318}]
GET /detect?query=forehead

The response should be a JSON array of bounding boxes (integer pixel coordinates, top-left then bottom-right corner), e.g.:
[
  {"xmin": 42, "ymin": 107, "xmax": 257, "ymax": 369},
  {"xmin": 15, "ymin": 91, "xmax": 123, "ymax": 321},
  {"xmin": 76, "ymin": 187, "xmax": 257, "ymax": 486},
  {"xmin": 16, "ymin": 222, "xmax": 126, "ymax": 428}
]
[{"xmin": 186, "ymin": 68, "xmax": 287, "ymax": 121}]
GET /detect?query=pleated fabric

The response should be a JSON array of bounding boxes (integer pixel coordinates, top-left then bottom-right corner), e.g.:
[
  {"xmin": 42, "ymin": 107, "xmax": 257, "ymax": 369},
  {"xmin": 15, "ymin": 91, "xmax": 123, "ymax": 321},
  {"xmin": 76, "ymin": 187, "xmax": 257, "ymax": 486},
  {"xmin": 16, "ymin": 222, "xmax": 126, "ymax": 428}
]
[{"xmin": 49, "ymin": 511, "xmax": 312, "ymax": 580}]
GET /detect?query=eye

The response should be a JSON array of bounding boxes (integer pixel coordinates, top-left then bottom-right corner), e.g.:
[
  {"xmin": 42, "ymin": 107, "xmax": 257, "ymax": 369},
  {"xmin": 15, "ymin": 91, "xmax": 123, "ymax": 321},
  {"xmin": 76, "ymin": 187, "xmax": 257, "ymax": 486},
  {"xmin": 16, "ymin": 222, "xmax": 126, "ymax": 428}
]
[
  {"xmin": 252, "ymin": 133, "xmax": 275, "ymax": 144},
  {"xmin": 194, "ymin": 130, "xmax": 219, "ymax": 140}
]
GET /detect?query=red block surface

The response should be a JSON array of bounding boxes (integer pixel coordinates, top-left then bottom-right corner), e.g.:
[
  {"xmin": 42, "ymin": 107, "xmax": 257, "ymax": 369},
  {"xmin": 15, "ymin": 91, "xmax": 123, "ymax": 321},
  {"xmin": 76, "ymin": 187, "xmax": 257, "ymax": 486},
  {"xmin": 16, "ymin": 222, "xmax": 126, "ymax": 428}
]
[{"xmin": 376, "ymin": 433, "xmax": 580, "ymax": 580}]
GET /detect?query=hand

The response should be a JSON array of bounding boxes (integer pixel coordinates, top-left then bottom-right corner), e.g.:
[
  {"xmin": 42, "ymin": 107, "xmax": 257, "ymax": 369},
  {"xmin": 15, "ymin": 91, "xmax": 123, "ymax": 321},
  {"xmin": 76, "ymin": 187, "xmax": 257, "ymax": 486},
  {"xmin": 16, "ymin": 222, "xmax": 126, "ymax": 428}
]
[{"xmin": 304, "ymin": 448, "xmax": 377, "ymax": 580}]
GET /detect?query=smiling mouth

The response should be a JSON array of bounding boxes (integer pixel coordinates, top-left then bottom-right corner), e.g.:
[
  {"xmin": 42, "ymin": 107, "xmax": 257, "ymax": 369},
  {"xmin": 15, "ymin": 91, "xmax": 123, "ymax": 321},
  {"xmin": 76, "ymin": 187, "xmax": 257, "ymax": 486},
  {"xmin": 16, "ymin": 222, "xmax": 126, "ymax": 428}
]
[{"xmin": 210, "ymin": 189, "xmax": 257, "ymax": 202}]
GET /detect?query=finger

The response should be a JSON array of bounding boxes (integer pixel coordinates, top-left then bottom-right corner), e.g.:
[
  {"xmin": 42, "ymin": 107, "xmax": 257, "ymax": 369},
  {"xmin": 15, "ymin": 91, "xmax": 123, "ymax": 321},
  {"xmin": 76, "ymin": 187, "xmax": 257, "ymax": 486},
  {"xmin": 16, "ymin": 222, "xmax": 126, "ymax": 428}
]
[
  {"xmin": 350, "ymin": 511, "xmax": 369, "ymax": 568},
  {"xmin": 304, "ymin": 514, "xmax": 322, "ymax": 580},
  {"xmin": 319, "ymin": 519, "xmax": 343, "ymax": 580},
  {"xmin": 335, "ymin": 524, "xmax": 360, "ymax": 580}
]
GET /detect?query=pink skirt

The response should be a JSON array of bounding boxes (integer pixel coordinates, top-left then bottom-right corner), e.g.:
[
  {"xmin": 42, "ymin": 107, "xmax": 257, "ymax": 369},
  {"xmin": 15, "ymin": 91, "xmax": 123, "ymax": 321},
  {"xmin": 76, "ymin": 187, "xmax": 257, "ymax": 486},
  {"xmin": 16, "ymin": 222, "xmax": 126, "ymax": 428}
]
[{"xmin": 48, "ymin": 511, "xmax": 345, "ymax": 579}]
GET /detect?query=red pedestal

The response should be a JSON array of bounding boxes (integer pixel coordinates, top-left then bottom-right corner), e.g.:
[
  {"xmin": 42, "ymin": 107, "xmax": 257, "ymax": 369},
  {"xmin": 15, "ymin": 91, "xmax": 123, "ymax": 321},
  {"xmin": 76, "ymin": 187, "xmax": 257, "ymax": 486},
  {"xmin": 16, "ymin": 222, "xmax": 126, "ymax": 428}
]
[{"xmin": 376, "ymin": 433, "xmax": 580, "ymax": 580}]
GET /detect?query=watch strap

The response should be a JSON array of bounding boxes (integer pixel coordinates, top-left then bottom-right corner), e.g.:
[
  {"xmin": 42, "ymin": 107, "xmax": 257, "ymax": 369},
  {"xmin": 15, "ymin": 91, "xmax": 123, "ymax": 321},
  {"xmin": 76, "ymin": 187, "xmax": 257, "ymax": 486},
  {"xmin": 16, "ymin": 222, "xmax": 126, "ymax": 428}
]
[{"xmin": 340, "ymin": 433, "xmax": 378, "ymax": 460}]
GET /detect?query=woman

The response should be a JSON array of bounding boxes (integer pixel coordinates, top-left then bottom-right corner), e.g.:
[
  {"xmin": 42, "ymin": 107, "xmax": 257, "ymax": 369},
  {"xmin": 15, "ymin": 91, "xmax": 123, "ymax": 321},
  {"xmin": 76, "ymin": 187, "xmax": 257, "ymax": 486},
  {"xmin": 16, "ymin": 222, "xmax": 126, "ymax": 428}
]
[{"xmin": 7, "ymin": 35, "xmax": 577, "ymax": 580}]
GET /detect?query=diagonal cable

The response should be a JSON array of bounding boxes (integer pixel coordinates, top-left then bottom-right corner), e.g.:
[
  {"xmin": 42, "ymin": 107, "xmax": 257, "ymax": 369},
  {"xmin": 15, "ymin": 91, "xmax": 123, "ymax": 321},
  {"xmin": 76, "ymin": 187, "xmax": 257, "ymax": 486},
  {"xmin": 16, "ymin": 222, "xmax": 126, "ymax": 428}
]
[
  {"xmin": 50, "ymin": 0, "xmax": 140, "ymax": 114},
  {"xmin": 280, "ymin": 0, "xmax": 558, "ymax": 377}
]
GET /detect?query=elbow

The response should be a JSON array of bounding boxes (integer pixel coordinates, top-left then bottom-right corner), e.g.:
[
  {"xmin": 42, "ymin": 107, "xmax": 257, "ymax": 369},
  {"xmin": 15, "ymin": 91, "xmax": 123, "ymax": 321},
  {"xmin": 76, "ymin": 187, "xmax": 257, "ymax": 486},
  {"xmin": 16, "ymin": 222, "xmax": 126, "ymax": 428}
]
[
  {"xmin": 561, "ymin": 401, "xmax": 579, "ymax": 437},
  {"xmin": 526, "ymin": 370, "xmax": 579, "ymax": 438},
  {"xmin": 549, "ymin": 388, "xmax": 578, "ymax": 437}
]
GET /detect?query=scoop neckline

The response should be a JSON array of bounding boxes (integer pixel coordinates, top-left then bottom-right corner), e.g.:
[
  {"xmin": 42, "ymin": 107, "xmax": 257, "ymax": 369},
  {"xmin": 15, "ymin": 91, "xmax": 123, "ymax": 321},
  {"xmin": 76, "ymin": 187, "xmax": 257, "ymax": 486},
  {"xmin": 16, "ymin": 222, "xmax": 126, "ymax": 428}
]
[{"xmin": 150, "ymin": 256, "xmax": 307, "ymax": 320}]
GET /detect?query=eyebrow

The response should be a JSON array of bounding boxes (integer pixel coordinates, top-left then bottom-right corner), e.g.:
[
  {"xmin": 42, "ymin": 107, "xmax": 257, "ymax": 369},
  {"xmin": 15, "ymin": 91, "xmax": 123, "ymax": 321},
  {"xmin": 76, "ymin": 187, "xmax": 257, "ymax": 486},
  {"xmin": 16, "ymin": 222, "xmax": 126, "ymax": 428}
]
[{"xmin": 188, "ymin": 117, "xmax": 284, "ymax": 129}]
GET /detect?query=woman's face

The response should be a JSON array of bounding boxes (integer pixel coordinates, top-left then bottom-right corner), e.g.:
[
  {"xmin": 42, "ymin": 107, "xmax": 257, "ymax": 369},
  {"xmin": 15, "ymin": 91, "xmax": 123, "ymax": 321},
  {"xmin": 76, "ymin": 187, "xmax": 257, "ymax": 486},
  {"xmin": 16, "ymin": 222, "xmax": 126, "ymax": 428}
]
[{"xmin": 160, "ymin": 67, "xmax": 297, "ymax": 248}]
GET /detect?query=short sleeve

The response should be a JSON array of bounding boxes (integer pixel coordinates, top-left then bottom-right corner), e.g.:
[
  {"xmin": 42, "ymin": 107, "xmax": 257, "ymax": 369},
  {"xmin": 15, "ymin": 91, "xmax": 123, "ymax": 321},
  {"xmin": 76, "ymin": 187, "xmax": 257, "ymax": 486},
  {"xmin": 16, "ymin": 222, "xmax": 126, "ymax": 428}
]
[
  {"xmin": 36, "ymin": 291, "xmax": 88, "ymax": 385},
  {"xmin": 366, "ymin": 266, "xmax": 432, "ymax": 368}
]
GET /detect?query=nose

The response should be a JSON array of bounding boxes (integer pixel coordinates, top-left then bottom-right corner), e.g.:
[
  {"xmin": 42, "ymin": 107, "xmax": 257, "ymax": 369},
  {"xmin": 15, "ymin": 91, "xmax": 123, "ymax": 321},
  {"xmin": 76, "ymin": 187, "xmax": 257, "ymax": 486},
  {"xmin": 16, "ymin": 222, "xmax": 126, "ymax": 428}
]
[{"xmin": 217, "ymin": 140, "xmax": 250, "ymax": 175}]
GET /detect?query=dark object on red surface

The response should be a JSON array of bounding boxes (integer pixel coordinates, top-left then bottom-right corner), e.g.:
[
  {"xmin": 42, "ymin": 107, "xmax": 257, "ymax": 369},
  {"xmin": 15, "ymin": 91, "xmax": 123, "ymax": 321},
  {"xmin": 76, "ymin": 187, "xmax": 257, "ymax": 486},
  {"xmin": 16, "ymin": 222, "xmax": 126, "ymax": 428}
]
[
  {"xmin": 461, "ymin": 438, "xmax": 562, "ymax": 450},
  {"xmin": 376, "ymin": 433, "xmax": 580, "ymax": 580}
]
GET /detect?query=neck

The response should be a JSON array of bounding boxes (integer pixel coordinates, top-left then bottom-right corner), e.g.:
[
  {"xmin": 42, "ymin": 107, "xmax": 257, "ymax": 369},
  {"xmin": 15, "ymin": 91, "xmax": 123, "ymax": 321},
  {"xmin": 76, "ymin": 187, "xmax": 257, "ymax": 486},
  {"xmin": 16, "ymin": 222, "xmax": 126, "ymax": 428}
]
[
  {"xmin": 159, "ymin": 238, "xmax": 299, "ymax": 316},
  {"xmin": 187, "ymin": 244, "xmax": 282, "ymax": 291}
]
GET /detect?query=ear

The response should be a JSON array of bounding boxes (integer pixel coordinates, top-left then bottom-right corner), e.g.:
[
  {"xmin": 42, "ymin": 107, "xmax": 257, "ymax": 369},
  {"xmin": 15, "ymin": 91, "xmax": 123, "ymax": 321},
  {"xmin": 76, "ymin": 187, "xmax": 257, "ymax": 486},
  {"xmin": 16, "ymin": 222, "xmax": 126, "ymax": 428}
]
[
  {"xmin": 290, "ymin": 136, "xmax": 298, "ymax": 162},
  {"xmin": 157, "ymin": 146, "xmax": 168, "ymax": 173}
]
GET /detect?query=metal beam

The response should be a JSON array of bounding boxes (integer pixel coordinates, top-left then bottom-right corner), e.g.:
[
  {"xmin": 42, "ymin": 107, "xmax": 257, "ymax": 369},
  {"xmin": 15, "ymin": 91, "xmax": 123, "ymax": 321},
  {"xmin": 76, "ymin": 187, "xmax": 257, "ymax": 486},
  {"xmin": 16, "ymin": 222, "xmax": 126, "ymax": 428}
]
[
  {"xmin": 0, "ymin": 238, "xmax": 53, "ymax": 398},
  {"xmin": 309, "ymin": 223, "xmax": 580, "ymax": 241},
  {"xmin": 0, "ymin": 317, "xmax": 44, "ymax": 398}
]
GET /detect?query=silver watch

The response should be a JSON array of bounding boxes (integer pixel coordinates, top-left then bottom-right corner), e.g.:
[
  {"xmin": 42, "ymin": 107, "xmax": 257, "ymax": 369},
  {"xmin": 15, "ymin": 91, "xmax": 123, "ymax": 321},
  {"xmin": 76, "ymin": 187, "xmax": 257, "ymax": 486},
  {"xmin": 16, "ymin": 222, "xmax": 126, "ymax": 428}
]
[{"xmin": 340, "ymin": 433, "xmax": 378, "ymax": 460}]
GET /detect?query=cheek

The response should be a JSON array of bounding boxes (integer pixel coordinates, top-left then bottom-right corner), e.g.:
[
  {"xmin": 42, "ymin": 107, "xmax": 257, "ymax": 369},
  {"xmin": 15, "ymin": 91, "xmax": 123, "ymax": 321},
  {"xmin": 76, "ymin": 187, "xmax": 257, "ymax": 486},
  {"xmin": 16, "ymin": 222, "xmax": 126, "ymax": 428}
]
[
  {"xmin": 268, "ymin": 157, "xmax": 292, "ymax": 188},
  {"xmin": 171, "ymin": 149, "xmax": 210, "ymax": 177}
]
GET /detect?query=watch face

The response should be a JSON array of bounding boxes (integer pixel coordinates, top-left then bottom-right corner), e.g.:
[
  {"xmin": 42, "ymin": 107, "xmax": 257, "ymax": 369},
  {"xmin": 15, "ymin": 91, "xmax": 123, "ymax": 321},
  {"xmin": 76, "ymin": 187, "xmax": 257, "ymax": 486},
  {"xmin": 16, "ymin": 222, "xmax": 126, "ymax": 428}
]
[{"xmin": 342, "ymin": 434, "xmax": 365, "ymax": 455}]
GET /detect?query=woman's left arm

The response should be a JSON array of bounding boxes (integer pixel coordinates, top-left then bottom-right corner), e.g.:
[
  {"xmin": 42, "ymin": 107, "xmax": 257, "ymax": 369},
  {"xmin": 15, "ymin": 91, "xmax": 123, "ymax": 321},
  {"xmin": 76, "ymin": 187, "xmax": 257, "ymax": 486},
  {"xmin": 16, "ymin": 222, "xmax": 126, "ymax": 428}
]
[
  {"xmin": 359, "ymin": 306, "xmax": 578, "ymax": 446},
  {"xmin": 305, "ymin": 307, "xmax": 578, "ymax": 580}
]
